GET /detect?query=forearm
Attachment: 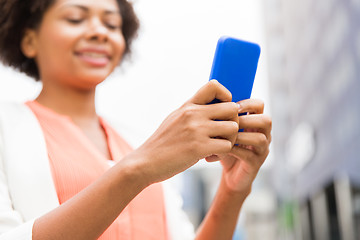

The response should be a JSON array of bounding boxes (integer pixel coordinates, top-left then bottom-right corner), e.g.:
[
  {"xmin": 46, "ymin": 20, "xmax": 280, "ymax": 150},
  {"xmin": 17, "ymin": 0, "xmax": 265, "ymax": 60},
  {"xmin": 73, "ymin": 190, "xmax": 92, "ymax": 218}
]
[
  {"xmin": 32, "ymin": 154, "xmax": 149, "ymax": 240},
  {"xmin": 195, "ymin": 175, "xmax": 251, "ymax": 240}
]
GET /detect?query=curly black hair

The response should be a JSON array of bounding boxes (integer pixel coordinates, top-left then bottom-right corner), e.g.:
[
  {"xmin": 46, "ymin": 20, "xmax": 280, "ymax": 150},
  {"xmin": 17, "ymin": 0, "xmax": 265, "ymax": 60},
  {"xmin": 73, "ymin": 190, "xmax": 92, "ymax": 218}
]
[{"xmin": 0, "ymin": 0, "xmax": 139, "ymax": 80}]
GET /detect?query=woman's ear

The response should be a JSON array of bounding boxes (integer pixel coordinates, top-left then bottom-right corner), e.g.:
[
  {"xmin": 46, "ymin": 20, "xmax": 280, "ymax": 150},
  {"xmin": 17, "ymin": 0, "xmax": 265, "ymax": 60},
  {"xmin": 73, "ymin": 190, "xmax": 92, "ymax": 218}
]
[{"xmin": 21, "ymin": 29, "xmax": 38, "ymax": 58}]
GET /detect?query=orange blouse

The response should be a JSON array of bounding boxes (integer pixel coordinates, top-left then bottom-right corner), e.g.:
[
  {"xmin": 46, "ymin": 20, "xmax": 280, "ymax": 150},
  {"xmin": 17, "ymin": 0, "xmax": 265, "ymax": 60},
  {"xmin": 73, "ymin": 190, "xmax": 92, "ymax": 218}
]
[{"xmin": 26, "ymin": 100, "xmax": 168, "ymax": 240}]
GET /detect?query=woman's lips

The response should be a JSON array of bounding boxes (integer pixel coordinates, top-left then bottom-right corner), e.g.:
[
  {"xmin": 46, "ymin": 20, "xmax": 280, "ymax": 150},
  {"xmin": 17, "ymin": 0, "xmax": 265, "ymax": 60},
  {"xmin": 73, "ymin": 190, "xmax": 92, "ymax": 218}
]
[{"xmin": 75, "ymin": 49, "xmax": 111, "ymax": 67}]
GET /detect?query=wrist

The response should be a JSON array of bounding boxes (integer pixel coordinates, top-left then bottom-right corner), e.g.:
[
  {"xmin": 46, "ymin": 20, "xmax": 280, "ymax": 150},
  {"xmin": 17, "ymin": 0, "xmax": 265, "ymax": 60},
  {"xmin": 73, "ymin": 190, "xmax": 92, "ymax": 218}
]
[
  {"xmin": 202, "ymin": 174, "xmax": 250, "ymax": 229},
  {"xmin": 121, "ymin": 145, "xmax": 168, "ymax": 187},
  {"xmin": 114, "ymin": 151, "xmax": 153, "ymax": 190}
]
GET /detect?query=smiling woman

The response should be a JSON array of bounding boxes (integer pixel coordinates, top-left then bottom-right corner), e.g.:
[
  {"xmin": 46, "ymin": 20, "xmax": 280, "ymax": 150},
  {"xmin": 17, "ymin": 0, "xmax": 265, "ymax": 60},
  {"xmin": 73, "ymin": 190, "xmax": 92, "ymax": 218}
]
[
  {"xmin": 0, "ymin": 0, "xmax": 272, "ymax": 240},
  {"xmin": 22, "ymin": 2, "xmax": 126, "ymax": 91},
  {"xmin": 0, "ymin": 0, "xmax": 138, "ymax": 81}
]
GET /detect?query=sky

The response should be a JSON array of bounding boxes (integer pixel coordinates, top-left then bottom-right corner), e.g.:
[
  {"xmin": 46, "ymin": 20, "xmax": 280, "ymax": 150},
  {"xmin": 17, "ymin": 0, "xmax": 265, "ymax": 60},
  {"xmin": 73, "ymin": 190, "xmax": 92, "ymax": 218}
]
[{"xmin": 0, "ymin": 0, "xmax": 270, "ymax": 153}]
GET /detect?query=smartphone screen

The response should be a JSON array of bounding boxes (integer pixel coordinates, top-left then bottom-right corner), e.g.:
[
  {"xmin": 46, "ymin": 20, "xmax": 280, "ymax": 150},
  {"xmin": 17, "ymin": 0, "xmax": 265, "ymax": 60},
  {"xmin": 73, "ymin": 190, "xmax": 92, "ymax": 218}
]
[{"xmin": 209, "ymin": 36, "xmax": 260, "ymax": 103}]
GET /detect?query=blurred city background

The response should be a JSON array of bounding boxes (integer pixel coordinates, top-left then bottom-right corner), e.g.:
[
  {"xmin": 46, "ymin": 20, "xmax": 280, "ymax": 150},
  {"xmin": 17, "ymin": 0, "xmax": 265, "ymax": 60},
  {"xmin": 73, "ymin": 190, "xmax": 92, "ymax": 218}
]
[{"xmin": 0, "ymin": 0, "xmax": 359, "ymax": 239}]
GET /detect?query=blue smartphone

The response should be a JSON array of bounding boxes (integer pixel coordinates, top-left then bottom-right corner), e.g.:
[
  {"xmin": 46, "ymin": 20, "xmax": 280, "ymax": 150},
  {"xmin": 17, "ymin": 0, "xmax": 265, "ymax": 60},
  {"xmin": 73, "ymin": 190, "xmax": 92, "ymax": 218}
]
[{"xmin": 209, "ymin": 36, "xmax": 260, "ymax": 104}]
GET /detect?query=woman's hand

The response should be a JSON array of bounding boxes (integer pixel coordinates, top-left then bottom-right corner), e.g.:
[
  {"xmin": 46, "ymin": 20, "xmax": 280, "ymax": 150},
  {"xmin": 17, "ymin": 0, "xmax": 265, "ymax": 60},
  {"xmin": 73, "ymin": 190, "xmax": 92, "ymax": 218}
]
[
  {"xmin": 132, "ymin": 80, "xmax": 240, "ymax": 184},
  {"xmin": 196, "ymin": 100, "xmax": 271, "ymax": 239},
  {"xmin": 206, "ymin": 99, "xmax": 272, "ymax": 194}
]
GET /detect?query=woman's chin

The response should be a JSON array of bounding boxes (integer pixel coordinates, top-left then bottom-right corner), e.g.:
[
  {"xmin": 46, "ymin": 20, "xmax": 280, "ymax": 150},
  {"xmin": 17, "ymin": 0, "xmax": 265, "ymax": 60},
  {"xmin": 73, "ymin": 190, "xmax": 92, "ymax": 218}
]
[
  {"xmin": 63, "ymin": 75, "xmax": 106, "ymax": 91},
  {"xmin": 74, "ymin": 71, "xmax": 112, "ymax": 88}
]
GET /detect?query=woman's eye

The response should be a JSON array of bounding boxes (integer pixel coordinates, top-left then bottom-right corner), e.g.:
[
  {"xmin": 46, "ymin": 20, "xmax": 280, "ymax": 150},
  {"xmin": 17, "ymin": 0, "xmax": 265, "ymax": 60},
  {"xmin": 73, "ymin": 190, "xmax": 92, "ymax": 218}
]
[
  {"xmin": 106, "ymin": 23, "xmax": 121, "ymax": 30},
  {"xmin": 67, "ymin": 18, "xmax": 83, "ymax": 24}
]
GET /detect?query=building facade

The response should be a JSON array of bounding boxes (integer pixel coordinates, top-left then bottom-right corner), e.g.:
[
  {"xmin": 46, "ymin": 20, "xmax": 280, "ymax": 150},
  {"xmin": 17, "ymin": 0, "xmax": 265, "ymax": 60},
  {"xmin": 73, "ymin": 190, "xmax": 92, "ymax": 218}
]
[{"xmin": 262, "ymin": 0, "xmax": 360, "ymax": 239}]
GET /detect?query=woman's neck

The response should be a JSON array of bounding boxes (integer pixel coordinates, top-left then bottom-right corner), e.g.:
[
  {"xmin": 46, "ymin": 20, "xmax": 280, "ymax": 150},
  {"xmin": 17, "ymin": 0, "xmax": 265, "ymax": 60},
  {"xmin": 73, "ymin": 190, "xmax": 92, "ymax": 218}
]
[
  {"xmin": 36, "ymin": 81, "xmax": 112, "ymax": 160},
  {"xmin": 36, "ymin": 82, "xmax": 98, "ymax": 122}
]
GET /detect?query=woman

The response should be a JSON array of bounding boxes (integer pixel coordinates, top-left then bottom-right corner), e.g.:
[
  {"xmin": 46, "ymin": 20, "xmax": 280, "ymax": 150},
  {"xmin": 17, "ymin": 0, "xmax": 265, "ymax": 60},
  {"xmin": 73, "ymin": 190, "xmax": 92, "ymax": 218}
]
[{"xmin": 0, "ymin": 0, "xmax": 272, "ymax": 239}]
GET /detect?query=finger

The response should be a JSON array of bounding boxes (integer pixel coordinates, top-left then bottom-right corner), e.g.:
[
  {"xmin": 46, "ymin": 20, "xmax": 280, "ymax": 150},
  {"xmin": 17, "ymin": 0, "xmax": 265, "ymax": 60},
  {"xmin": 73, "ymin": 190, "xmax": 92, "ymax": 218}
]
[
  {"xmin": 190, "ymin": 80, "xmax": 232, "ymax": 105},
  {"xmin": 208, "ymin": 120, "xmax": 239, "ymax": 145},
  {"xmin": 205, "ymin": 154, "xmax": 220, "ymax": 162},
  {"xmin": 231, "ymin": 146, "xmax": 266, "ymax": 174},
  {"xmin": 245, "ymin": 128, "xmax": 272, "ymax": 143},
  {"xmin": 230, "ymin": 145, "xmax": 267, "ymax": 168},
  {"xmin": 233, "ymin": 144, "xmax": 269, "ymax": 167},
  {"xmin": 235, "ymin": 132, "xmax": 269, "ymax": 155},
  {"xmin": 238, "ymin": 114, "xmax": 272, "ymax": 140},
  {"xmin": 203, "ymin": 102, "xmax": 239, "ymax": 122},
  {"xmin": 237, "ymin": 98, "xmax": 264, "ymax": 114},
  {"xmin": 206, "ymin": 138, "xmax": 233, "ymax": 155},
  {"xmin": 229, "ymin": 146, "xmax": 257, "ymax": 167}
]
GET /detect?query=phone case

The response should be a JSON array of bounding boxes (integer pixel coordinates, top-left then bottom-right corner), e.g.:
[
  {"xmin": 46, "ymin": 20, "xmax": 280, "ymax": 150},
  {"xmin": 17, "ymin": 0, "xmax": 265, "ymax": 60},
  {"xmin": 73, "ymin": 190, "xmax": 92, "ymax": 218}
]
[{"xmin": 209, "ymin": 36, "xmax": 260, "ymax": 103}]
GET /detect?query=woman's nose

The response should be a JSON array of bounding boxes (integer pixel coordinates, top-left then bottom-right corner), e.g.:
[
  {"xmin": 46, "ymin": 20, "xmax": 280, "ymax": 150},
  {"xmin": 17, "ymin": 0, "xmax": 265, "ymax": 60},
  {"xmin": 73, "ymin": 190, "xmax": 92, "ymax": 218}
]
[{"xmin": 86, "ymin": 18, "xmax": 108, "ymax": 42}]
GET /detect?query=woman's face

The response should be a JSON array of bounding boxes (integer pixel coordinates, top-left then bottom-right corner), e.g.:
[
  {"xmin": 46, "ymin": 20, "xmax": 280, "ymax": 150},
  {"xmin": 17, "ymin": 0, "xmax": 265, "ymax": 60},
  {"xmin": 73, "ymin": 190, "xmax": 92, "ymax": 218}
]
[{"xmin": 23, "ymin": 0, "xmax": 125, "ymax": 90}]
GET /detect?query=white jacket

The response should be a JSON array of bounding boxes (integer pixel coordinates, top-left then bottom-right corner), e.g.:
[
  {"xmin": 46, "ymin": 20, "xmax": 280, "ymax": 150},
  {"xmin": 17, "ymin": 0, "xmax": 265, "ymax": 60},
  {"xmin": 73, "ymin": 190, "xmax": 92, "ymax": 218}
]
[
  {"xmin": 0, "ymin": 102, "xmax": 59, "ymax": 239},
  {"xmin": 0, "ymin": 102, "xmax": 195, "ymax": 240}
]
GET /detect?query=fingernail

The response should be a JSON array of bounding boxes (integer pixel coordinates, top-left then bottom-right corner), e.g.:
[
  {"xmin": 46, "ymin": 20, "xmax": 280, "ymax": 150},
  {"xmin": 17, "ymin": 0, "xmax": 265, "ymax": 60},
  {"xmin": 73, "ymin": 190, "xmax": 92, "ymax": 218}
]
[{"xmin": 236, "ymin": 102, "xmax": 241, "ymax": 112}]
